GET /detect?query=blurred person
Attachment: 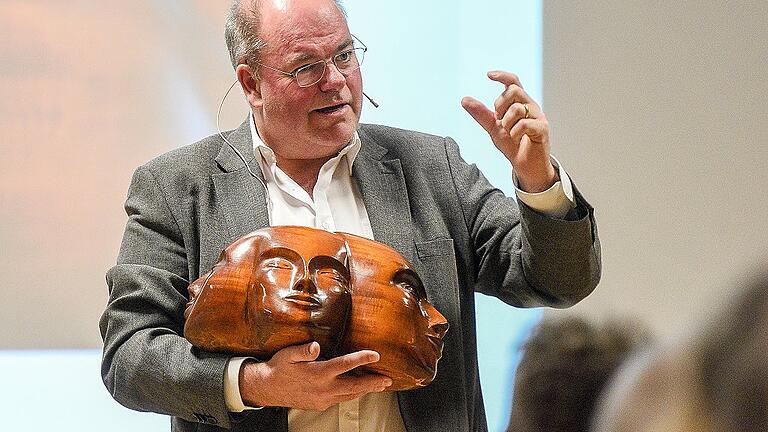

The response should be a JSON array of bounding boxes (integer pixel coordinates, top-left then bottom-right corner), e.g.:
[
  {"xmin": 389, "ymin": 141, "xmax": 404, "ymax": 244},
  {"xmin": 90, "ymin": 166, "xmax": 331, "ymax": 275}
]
[
  {"xmin": 694, "ymin": 271, "xmax": 768, "ymax": 431},
  {"xmin": 99, "ymin": 0, "xmax": 602, "ymax": 430},
  {"xmin": 591, "ymin": 345, "xmax": 711, "ymax": 432},
  {"xmin": 593, "ymin": 271, "xmax": 768, "ymax": 432},
  {"xmin": 507, "ymin": 316, "xmax": 652, "ymax": 432}
]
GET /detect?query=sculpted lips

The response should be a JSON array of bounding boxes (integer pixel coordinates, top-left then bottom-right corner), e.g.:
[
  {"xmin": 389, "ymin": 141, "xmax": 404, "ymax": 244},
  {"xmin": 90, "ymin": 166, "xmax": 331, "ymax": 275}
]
[
  {"xmin": 427, "ymin": 335, "xmax": 444, "ymax": 357},
  {"xmin": 285, "ymin": 293, "xmax": 322, "ymax": 308}
]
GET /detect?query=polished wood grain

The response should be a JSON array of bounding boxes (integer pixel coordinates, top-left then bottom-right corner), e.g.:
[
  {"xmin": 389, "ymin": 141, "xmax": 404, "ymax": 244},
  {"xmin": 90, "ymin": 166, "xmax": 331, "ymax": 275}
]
[
  {"xmin": 183, "ymin": 226, "xmax": 448, "ymax": 390},
  {"xmin": 339, "ymin": 232, "xmax": 449, "ymax": 390},
  {"xmin": 184, "ymin": 226, "xmax": 352, "ymax": 359}
]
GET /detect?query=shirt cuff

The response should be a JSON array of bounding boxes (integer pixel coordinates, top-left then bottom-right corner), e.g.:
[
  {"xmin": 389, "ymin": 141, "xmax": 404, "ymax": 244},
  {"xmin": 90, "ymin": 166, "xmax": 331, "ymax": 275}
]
[
  {"xmin": 224, "ymin": 357, "xmax": 264, "ymax": 412},
  {"xmin": 513, "ymin": 155, "xmax": 575, "ymax": 219}
]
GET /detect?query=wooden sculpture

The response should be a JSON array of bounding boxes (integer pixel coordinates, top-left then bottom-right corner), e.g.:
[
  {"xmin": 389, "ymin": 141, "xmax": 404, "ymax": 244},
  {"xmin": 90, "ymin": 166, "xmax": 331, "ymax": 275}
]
[
  {"xmin": 183, "ymin": 226, "xmax": 449, "ymax": 390},
  {"xmin": 338, "ymin": 233, "xmax": 449, "ymax": 390},
  {"xmin": 184, "ymin": 226, "xmax": 352, "ymax": 358}
]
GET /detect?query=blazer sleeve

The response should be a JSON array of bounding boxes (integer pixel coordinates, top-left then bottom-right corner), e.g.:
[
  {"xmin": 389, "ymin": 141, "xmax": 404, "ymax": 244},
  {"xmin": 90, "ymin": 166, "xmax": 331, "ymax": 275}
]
[
  {"xmin": 99, "ymin": 166, "xmax": 235, "ymax": 428},
  {"xmin": 444, "ymin": 136, "xmax": 602, "ymax": 308}
]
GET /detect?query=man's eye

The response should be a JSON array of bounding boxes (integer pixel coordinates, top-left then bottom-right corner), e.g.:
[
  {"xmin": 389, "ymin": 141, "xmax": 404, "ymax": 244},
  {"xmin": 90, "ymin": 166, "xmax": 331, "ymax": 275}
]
[
  {"xmin": 295, "ymin": 62, "xmax": 321, "ymax": 75},
  {"xmin": 336, "ymin": 50, "xmax": 353, "ymax": 63}
]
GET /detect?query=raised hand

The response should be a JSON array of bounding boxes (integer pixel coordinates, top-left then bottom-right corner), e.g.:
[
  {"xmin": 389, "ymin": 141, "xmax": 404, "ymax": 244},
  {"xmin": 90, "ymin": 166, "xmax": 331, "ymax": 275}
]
[{"xmin": 461, "ymin": 71, "xmax": 558, "ymax": 193}]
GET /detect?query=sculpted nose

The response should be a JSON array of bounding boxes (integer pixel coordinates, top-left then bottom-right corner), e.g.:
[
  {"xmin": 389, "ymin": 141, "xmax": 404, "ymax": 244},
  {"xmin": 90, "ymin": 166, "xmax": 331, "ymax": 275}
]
[
  {"xmin": 292, "ymin": 270, "xmax": 317, "ymax": 294},
  {"xmin": 425, "ymin": 304, "xmax": 449, "ymax": 338},
  {"xmin": 431, "ymin": 321, "xmax": 449, "ymax": 339}
]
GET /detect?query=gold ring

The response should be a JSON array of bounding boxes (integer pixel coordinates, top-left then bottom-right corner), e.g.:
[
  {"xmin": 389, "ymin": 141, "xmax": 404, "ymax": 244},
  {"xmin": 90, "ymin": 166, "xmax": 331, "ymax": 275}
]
[{"xmin": 523, "ymin": 103, "xmax": 530, "ymax": 119}]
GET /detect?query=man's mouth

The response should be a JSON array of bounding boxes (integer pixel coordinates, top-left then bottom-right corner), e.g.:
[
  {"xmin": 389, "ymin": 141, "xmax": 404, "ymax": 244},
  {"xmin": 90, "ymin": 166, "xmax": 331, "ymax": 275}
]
[{"xmin": 314, "ymin": 103, "xmax": 347, "ymax": 114}]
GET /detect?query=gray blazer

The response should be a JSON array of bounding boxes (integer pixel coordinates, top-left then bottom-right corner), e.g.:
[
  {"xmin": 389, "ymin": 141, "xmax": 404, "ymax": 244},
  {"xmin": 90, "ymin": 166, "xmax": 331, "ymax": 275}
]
[{"xmin": 100, "ymin": 121, "xmax": 601, "ymax": 431}]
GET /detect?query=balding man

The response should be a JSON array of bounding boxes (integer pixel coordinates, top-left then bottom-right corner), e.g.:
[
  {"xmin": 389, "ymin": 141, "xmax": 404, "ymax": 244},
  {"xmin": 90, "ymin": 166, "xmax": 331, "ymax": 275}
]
[{"xmin": 100, "ymin": 0, "xmax": 601, "ymax": 430}]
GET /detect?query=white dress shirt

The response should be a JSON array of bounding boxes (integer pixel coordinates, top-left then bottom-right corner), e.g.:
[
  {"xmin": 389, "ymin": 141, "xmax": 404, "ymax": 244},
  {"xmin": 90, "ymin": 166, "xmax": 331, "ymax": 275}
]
[{"xmin": 222, "ymin": 115, "xmax": 576, "ymax": 432}]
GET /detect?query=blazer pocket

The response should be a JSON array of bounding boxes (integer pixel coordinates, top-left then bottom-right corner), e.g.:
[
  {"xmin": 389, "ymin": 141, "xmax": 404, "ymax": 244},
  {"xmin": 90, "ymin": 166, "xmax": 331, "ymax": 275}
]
[{"xmin": 413, "ymin": 238, "xmax": 461, "ymax": 331}]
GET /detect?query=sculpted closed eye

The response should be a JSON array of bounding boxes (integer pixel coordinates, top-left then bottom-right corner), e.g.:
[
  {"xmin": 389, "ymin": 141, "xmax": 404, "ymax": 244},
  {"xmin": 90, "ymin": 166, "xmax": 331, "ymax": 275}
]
[
  {"xmin": 318, "ymin": 268, "xmax": 345, "ymax": 283},
  {"xmin": 265, "ymin": 259, "xmax": 292, "ymax": 270},
  {"xmin": 396, "ymin": 282, "xmax": 420, "ymax": 309},
  {"xmin": 397, "ymin": 281, "xmax": 415, "ymax": 295}
]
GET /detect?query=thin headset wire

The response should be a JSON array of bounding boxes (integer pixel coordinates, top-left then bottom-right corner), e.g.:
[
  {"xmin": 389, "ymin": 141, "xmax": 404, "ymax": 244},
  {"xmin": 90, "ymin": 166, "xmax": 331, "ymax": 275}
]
[{"xmin": 216, "ymin": 79, "xmax": 272, "ymax": 212}]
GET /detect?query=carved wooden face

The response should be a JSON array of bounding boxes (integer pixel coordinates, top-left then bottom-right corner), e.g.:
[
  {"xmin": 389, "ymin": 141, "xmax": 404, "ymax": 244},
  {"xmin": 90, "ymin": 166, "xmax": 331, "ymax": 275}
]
[
  {"xmin": 184, "ymin": 226, "xmax": 351, "ymax": 358},
  {"xmin": 339, "ymin": 233, "xmax": 449, "ymax": 390},
  {"xmin": 248, "ymin": 227, "xmax": 352, "ymax": 357},
  {"xmin": 184, "ymin": 227, "xmax": 449, "ymax": 389}
]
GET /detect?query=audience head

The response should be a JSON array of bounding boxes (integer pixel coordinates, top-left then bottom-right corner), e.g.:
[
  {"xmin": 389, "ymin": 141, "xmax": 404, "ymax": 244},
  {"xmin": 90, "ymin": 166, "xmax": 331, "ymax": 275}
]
[
  {"xmin": 694, "ymin": 272, "xmax": 768, "ymax": 431},
  {"xmin": 593, "ymin": 271, "xmax": 768, "ymax": 432},
  {"xmin": 592, "ymin": 345, "xmax": 711, "ymax": 432},
  {"xmin": 507, "ymin": 315, "xmax": 652, "ymax": 432}
]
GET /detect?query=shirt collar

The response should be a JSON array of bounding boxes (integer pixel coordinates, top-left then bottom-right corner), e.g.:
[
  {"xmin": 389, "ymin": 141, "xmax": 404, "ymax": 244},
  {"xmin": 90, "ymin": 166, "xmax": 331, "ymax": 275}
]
[{"xmin": 248, "ymin": 112, "xmax": 361, "ymax": 175}]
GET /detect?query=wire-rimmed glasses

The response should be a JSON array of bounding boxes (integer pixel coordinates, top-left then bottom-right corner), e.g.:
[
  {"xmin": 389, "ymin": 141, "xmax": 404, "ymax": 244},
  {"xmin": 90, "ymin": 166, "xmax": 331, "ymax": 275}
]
[{"xmin": 254, "ymin": 35, "xmax": 367, "ymax": 87}]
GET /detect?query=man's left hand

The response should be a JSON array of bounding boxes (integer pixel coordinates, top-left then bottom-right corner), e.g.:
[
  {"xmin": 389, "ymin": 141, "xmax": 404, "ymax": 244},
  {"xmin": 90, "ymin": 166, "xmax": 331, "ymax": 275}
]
[{"xmin": 462, "ymin": 70, "xmax": 558, "ymax": 193}]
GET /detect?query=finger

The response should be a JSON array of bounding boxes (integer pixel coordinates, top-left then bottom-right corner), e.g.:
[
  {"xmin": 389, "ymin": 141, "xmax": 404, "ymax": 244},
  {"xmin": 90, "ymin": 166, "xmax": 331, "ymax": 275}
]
[
  {"xmin": 461, "ymin": 96, "xmax": 504, "ymax": 139},
  {"xmin": 335, "ymin": 373, "xmax": 393, "ymax": 396},
  {"xmin": 509, "ymin": 119, "xmax": 549, "ymax": 147},
  {"xmin": 494, "ymin": 85, "xmax": 530, "ymax": 121},
  {"xmin": 272, "ymin": 341, "xmax": 321, "ymax": 364},
  {"xmin": 321, "ymin": 350, "xmax": 381, "ymax": 375},
  {"xmin": 500, "ymin": 103, "xmax": 530, "ymax": 131},
  {"xmin": 488, "ymin": 70, "xmax": 522, "ymax": 89}
]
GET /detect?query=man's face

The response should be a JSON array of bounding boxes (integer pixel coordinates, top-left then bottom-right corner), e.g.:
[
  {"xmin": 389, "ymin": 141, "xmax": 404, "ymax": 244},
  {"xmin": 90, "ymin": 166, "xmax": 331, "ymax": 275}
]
[
  {"xmin": 250, "ymin": 227, "xmax": 352, "ymax": 357},
  {"xmin": 340, "ymin": 234, "xmax": 449, "ymax": 390},
  {"xmin": 250, "ymin": 0, "xmax": 363, "ymax": 161}
]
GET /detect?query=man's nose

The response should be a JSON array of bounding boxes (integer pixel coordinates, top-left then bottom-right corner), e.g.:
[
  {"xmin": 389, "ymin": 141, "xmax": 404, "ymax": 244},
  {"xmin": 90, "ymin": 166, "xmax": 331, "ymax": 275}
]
[{"xmin": 318, "ymin": 62, "xmax": 346, "ymax": 92}]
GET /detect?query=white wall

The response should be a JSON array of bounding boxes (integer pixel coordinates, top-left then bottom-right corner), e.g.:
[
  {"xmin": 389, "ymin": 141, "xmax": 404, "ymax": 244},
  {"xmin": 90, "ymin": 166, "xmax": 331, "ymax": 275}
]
[{"xmin": 542, "ymin": 1, "xmax": 768, "ymax": 339}]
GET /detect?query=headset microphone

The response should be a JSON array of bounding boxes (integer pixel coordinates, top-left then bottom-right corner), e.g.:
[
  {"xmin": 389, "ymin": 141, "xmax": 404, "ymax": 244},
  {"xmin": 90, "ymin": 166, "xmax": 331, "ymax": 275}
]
[
  {"xmin": 217, "ymin": 80, "xmax": 272, "ymax": 212},
  {"xmin": 363, "ymin": 92, "xmax": 380, "ymax": 108}
]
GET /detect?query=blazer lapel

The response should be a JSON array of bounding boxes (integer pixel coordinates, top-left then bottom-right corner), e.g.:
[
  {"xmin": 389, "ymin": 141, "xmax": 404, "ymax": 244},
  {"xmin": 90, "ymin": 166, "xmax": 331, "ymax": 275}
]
[
  {"xmin": 353, "ymin": 130, "xmax": 416, "ymax": 264},
  {"xmin": 212, "ymin": 120, "xmax": 270, "ymax": 246},
  {"xmin": 210, "ymin": 121, "xmax": 290, "ymax": 429}
]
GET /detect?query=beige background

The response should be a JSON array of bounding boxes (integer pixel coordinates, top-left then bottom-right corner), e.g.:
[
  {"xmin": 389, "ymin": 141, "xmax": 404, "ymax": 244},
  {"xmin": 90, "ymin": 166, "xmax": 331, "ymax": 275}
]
[
  {"xmin": 0, "ymin": 1, "xmax": 239, "ymax": 348},
  {"xmin": 1, "ymin": 1, "xmax": 766, "ymax": 349},
  {"xmin": 542, "ymin": 1, "xmax": 768, "ymax": 338}
]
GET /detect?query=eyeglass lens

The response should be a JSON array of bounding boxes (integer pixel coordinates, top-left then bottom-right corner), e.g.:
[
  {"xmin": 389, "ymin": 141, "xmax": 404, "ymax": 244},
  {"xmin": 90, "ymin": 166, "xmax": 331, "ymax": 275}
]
[{"xmin": 296, "ymin": 47, "xmax": 365, "ymax": 87}]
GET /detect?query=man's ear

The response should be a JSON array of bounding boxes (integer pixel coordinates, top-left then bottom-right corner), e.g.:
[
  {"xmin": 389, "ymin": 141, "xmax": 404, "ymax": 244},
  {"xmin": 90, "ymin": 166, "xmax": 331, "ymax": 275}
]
[{"xmin": 236, "ymin": 64, "xmax": 263, "ymax": 109}]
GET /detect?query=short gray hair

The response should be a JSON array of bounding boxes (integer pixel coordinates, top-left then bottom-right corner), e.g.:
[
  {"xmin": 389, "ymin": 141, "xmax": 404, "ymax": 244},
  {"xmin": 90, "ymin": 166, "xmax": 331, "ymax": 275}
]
[{"xmin": 224, "ymin": 0, "xmax": 347, "ymax": 70}]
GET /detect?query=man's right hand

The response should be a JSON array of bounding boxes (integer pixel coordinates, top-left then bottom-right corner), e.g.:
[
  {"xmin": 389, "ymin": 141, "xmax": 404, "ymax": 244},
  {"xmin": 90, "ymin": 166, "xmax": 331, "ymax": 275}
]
[{"xmin": 239, "ymin": 341, "xmax": 393, "ymax": 411}]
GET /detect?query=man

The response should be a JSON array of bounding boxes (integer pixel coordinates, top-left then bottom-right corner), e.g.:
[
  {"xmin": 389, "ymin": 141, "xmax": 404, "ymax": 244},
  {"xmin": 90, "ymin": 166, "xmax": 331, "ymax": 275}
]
[{"xmin": 100, "ymin": 0, "xmax": 601, "ymax": 430}]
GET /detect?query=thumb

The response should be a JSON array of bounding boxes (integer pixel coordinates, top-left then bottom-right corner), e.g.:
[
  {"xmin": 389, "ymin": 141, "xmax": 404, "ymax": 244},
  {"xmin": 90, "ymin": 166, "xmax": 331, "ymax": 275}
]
[
  {"xmin": 461, "ymin": 96, "xmax": 499, "ymax": 136},
  {"xmin": 274, "ymin": 341, "xmax": 321, "ymax": 364}
]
